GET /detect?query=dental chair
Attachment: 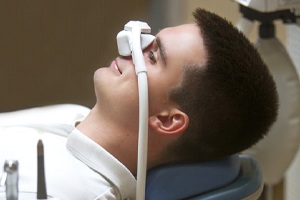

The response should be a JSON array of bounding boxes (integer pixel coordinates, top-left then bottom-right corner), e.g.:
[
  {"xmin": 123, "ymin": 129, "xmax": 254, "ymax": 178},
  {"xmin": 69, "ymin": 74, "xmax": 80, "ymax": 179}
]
[{"xmin": 146, "ymin": 154, "xmax": 263, "ymax": 200}]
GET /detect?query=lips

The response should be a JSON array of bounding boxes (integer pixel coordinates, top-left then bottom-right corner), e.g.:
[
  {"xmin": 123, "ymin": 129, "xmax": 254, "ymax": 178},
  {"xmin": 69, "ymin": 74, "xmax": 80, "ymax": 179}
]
[{"xmin": 113, "ymin": 60, "xmax": 122, "ymax": 74}]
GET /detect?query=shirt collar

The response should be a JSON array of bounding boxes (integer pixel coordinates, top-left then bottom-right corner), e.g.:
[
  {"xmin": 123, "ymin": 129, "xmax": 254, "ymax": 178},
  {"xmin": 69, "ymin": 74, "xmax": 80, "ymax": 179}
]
[{"xmin": 66, "ymin": 128, "xmax": 136, "ymax": 199}]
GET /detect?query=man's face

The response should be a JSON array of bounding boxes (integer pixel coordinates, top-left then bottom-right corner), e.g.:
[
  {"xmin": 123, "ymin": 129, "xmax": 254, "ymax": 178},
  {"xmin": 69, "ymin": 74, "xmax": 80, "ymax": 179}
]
[{"xmin": 93, "ymin": 24, "xmax": 206, "ymax": 129}]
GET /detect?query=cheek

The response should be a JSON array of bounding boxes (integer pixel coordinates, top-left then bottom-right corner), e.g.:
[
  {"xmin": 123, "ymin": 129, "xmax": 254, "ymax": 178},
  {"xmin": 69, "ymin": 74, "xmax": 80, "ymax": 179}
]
[
  {"xmin": 115, "ymin": 86, "xmax": 140, "ymax": 127},
  {"xmin": 146, "ymin": 65, "xmax": 184, "ymax": 114},
  {"xmin": 147, "ymin": 74, "xmax": 171, "ymax": 114}
]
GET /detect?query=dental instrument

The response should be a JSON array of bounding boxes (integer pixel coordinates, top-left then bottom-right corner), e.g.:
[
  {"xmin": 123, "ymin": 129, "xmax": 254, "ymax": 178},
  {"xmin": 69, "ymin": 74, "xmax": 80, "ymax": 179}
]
[
  {"xmin": 37, "ymin": 139, "xmax": 47, "ymax": 199},
  {"xmin": 1, "ymin": 160, "xmax": 19, "ymax": 200},
  {"xmin": 117, "ymin": 21, "xmax": 155, "ymax": 200}
]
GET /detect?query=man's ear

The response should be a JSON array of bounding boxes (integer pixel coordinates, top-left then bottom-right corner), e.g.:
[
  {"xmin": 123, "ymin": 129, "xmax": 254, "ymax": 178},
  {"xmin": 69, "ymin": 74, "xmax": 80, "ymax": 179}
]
[{"xmin": 149, "ymin": 109, "xmax": 189, "ymax": 135}]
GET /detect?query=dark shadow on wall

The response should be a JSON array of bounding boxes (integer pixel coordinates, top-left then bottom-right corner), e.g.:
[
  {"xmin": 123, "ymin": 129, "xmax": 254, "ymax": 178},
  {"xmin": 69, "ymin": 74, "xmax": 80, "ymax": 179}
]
[{"xmin": 0, "ymin": 0, "xmax": 148, "ymax": 112}]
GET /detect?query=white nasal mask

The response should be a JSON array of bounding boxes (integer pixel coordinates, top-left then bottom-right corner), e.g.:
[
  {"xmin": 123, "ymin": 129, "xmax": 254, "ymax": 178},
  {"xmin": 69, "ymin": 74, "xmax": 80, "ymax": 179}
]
[{"xmin": 116, "ymin": 21, "xmax": 155, "ymax": 57}]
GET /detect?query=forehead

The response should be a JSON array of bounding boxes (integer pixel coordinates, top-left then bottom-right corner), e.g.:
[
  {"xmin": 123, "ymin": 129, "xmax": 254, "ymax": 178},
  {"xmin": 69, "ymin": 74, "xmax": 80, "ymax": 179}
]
[
  {"xmin": 158, "ymin": 23, "xmax": 198, "ymax": 36},
  {"xmin": 156, "ymin": 24, "xmax": 207, "ymax": 67}
]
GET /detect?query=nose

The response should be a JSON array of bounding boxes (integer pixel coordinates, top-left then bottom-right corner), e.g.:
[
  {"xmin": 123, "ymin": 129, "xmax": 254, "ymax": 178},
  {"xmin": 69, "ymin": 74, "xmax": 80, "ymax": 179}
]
[
  {"xmin": 117, "ymin": 30, "xmax": 155, "ymax": 57},
  {"xmin": 120, "ymin": 41, "xmax": 153, "ymax": 59}
]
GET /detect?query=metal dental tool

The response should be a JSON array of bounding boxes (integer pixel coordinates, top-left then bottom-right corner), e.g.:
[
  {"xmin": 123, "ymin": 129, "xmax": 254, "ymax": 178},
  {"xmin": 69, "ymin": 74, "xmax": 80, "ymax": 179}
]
[
  {"xmin": 37, "ymin": 139, "xmax": 47, "ymax": 199},
  {"xmin": 1, "ymin": 160, "xmax": 19, "ymax": 200},
  {"xmin": 117, "ymin": 21, "xmax": 155, "ymax": 200}
]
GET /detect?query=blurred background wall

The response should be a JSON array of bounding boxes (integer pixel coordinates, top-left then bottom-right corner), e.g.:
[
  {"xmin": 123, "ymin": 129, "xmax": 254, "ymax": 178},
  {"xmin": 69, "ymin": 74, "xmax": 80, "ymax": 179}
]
[{"xmin": 0, "ymin": 0, "xmax": 148, "ymax": 112}]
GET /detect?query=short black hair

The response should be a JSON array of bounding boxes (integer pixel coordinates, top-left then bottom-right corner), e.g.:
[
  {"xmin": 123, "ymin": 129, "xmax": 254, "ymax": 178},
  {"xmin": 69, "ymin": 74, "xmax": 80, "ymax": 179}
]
[{"xmin": 166, "ymin": 8, "xmax": 278, "ymax": 163}]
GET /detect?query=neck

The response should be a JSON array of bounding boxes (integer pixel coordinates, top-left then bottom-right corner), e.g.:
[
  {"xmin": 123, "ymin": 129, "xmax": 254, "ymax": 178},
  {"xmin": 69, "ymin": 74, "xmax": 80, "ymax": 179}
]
[
  {"xmin": 76, "ymin": 105, "xmax": 139, "ymax": 175},
  {"xmin": 77, "ymin": 105, "xmax": 168, "ymax": 175}
]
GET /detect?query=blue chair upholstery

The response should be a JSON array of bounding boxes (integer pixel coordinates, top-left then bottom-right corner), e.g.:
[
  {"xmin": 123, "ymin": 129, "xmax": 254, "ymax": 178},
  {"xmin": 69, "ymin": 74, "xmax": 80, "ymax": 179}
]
[{"xmin": 146, "ymin": 154, "xmax": 262, "ymax": 200}]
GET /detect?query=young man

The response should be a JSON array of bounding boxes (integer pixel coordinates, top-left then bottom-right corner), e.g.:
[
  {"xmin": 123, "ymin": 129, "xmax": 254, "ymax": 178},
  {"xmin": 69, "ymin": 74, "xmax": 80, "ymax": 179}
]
[{"xmin": 0, "ymin": 8, "xmax": 278, "ymax": 200}]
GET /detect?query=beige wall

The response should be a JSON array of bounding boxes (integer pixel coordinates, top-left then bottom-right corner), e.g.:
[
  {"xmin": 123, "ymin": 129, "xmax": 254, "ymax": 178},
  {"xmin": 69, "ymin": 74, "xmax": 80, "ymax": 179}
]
[{"xmin": 0, "ymin": 1, "xmax": 149, "ymax": 112}]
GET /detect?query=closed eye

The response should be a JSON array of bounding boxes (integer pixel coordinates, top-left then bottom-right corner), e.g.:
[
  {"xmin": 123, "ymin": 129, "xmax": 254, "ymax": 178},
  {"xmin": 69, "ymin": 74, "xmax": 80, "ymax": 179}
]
[{"xmin": 148, "ymin": 50, "xmax": 157, "ymax": 64}]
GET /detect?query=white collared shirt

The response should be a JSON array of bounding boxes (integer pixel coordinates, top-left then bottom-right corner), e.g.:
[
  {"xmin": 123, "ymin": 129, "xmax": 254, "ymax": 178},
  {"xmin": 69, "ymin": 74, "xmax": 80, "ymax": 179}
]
[{"xmin": 0, "ymin": 104, "xmax": 136, "ymax": 200}]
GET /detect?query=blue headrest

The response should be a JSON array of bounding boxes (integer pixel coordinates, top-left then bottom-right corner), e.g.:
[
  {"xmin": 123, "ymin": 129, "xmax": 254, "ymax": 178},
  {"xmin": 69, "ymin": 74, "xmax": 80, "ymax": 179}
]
[{"xmin": 145, "ymin": 154, "xmax": 240, "ymax": 200}]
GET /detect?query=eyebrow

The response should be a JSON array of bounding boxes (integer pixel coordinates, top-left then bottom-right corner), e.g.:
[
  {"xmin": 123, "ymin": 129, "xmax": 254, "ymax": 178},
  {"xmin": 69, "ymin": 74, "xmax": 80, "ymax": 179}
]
[{"xmin": 156, "ymin": 36, "xmax": 167, "ymax": 66}]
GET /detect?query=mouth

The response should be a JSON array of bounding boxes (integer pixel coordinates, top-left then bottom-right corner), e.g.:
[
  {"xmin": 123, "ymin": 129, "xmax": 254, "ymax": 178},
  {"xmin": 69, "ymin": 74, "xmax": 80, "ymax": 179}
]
[{"xmin": 113, "ymin": 60, "xmax": 122, "ymax": 74}]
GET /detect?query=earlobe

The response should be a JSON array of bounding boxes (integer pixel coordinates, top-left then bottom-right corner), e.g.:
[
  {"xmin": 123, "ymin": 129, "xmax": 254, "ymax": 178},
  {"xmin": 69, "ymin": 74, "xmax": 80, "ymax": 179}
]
[{"xmin": 149, "ymin": 110, "xmax": 189, "ymax": 135}]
